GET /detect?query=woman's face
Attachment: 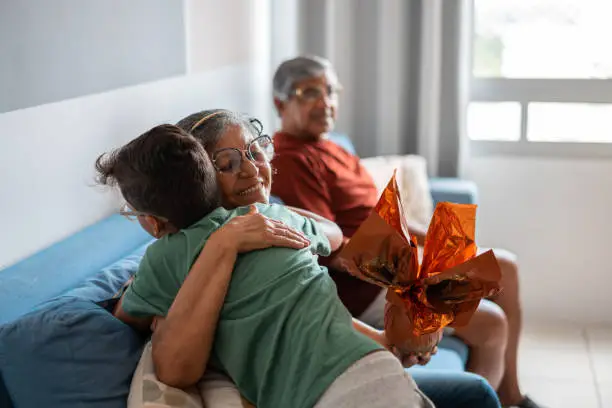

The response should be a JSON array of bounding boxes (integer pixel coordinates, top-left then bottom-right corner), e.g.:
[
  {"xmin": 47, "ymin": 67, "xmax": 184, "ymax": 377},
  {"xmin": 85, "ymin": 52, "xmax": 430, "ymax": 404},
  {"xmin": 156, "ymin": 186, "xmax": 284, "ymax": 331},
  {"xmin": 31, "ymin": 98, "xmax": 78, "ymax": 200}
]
[{"xmin": 211, "ymin": 124, "xmax": 272, "ymax": 209}]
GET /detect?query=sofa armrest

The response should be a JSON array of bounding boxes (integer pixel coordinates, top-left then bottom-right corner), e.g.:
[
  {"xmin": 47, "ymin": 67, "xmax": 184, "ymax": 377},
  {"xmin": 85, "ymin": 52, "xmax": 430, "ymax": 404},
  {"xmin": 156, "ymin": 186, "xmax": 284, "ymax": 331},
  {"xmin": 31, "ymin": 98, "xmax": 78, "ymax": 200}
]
[{"xmin": 429, "ymin": 178, "xmax": 479, "ymax": 206}]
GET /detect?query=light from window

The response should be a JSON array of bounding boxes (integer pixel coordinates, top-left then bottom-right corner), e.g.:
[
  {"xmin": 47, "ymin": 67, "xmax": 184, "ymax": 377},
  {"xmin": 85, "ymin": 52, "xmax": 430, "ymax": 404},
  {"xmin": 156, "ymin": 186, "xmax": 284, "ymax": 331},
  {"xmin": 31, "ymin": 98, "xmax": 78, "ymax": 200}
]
[
  {"xmin": 528, "ymin": 103, "xmax": 612, "ymax": 143},
  {"xmin": 468, "ymin": 102, "xmax": 521, "ymax": 141},
  {"xmin": 473, "ymin": 0, "xmax": 612, "ymax": 79}
]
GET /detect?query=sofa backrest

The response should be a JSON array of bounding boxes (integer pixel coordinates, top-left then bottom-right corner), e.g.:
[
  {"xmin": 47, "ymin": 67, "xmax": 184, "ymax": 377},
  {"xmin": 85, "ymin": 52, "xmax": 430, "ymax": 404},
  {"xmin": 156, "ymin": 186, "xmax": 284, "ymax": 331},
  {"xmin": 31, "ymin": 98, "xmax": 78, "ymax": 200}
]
[
  {"xmin": 328, "ymin": 132, "xmax": 357, "ymax": 155},
  {"xmin": 0, "ymin": 215, "xmax": 152, "ymax": 326}
]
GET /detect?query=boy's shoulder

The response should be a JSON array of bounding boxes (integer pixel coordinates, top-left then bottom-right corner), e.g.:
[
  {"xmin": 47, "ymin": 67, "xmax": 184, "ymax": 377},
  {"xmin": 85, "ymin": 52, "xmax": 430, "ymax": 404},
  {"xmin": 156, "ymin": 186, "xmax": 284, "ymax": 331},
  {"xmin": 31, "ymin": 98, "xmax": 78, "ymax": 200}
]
[
  {"xmin": 147, "ymin": 203, "xmax": 312, "ymax": 256},
  {"xmin": 213, "ymin": 203, "xmax": 316, "ymax": 238},
  {"xmin": 254, "ymin": 203, "xmax": 313, "ymax": 230},
  {"xmin": 147, "ymin": 207, "xmax": 233, "ymax": 254},
  {"xmin": 255, "ymin": 202, "xmax": 294, "ymax": 217}
]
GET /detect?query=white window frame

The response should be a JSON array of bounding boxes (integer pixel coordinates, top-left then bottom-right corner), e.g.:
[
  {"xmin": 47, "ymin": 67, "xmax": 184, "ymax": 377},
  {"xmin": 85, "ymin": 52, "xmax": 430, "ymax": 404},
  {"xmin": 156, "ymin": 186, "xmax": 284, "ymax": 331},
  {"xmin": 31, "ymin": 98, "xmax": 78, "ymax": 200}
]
[{"xmin": 469, "ymin": 3, "xmax": 612, "ymax": 158}]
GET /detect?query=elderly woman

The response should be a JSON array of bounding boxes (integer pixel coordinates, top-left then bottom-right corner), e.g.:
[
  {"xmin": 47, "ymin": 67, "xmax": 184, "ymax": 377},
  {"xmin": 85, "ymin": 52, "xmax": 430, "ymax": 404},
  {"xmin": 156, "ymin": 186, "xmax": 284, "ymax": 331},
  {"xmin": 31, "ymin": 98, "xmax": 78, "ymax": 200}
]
[
  {"xmin": 270, "ymin": 55, "xmax": 541, "ymax": 408},
  {"xmin": 117, "ymin": 109, "xmax": 501, "ymax": 408}
]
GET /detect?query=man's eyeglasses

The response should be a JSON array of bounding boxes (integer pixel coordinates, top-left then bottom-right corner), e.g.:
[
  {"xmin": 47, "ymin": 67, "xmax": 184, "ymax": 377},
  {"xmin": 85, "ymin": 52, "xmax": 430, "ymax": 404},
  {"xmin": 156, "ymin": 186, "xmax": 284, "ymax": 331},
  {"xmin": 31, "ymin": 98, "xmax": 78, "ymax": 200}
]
[
  {"xmin": 212, "ymin": 135, "xmax": 274, "ymax": 174},
  {"xmin": 292, "ymin": 84, "xmax": 342, "ymax": 103}
]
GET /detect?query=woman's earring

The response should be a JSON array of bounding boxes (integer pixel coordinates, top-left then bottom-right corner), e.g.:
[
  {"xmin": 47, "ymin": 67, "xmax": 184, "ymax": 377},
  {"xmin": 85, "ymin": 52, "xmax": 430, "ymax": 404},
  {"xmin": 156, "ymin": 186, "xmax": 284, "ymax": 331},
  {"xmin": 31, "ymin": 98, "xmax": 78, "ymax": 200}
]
[{"xmin": 272, "ymin": 168, "xmax": 279, "ymax": 175}]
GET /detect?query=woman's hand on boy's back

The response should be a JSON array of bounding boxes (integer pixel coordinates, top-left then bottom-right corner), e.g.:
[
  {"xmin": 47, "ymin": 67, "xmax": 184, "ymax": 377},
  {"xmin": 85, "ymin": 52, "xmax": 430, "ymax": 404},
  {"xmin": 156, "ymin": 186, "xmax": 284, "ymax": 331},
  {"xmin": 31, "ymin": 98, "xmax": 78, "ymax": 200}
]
[{"xmin": 211, "ymin": 205, "xmax": 310, "ymax": 253}]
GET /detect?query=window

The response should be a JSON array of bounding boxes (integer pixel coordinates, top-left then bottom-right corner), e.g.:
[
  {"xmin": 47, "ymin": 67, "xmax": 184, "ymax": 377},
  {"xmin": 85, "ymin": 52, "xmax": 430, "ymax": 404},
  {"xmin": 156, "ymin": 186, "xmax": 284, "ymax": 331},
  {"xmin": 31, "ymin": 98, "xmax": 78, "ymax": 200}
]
[
  {"xmin": 528, "ymin": 103, "xmax": 612, "ymax": 143},
  {"xmin": 473, "ymin": 0, "xmax": 612, "ymax": 80},
  {"xmin": 468, "ymin": 102, "xmax": 521, "ymax": 141},
  {"xmin": 469, "ymin": 0, "xmax": 612, "ymax": 152}
]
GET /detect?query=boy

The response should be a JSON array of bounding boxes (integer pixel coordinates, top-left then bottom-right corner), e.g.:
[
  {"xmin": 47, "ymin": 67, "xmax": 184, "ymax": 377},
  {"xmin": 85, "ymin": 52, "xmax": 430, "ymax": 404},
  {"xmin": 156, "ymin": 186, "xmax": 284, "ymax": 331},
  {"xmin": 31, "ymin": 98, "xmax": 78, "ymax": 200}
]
[{"xmin": 97, "ymin": 124, "xmax": 429, "ymax": 408}]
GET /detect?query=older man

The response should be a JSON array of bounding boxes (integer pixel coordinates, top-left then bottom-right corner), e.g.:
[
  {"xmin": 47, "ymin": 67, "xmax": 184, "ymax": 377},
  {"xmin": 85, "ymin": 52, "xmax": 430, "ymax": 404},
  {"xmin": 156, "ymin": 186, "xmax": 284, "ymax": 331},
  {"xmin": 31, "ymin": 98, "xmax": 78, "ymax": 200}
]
[{"xmin": 270, "ymin": 55, "xmax": 541, "ymax": 408}]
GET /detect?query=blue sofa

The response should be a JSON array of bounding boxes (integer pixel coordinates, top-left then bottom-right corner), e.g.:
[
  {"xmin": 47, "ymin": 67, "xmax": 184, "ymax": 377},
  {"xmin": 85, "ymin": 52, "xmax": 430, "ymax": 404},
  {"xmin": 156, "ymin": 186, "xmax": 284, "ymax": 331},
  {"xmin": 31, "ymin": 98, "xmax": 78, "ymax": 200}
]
[{"xmin": 0, "ymin": 136, "xmax": 479, "ymax": 407}]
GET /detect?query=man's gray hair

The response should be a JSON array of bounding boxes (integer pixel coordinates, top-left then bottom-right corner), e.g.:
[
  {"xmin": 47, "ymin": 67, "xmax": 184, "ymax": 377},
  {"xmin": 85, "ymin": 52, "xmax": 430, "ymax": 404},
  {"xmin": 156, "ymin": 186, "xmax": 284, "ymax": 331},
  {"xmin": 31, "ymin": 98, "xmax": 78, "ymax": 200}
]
[{"xmin": 272, "ymin": 55, "xmax": 339, "ymax": 101}]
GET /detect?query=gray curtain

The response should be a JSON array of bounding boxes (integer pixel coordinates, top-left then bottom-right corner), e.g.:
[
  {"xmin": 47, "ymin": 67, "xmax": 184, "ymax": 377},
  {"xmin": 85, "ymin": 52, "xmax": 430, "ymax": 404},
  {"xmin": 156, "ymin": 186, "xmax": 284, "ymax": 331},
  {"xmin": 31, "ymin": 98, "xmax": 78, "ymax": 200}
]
[{"xmin": 295, "ymin": 0, "xmax": 471, "ymax": 178}]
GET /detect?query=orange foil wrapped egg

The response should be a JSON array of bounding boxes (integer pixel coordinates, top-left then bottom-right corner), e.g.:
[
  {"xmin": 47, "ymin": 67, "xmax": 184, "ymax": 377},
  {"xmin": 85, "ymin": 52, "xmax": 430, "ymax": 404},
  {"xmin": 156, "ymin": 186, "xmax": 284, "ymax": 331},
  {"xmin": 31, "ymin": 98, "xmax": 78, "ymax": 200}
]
[
  {"xmin": 338, "ymin": 171, "xmax": 502, "ymax": 355},
  {"xmin": 385, "ymin": 290, "xmax": 443, "ymax": 355}
]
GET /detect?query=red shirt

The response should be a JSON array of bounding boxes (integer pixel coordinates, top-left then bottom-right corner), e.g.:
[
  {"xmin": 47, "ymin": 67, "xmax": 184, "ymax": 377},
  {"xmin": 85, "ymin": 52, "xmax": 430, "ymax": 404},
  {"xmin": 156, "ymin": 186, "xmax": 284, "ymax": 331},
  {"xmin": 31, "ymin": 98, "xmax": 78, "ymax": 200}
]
[{"xmin": 271, "ymin": 132, "xmax": 381, "ymax": 316}]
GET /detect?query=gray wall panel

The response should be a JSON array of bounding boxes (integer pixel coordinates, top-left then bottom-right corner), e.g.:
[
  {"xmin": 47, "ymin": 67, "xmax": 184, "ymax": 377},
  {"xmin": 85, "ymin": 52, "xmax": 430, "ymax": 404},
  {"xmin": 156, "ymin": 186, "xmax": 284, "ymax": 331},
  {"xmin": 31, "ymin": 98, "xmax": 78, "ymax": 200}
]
[{"xmin": 0, "ymin": 0, "xmax": 186, "ymax": 113}]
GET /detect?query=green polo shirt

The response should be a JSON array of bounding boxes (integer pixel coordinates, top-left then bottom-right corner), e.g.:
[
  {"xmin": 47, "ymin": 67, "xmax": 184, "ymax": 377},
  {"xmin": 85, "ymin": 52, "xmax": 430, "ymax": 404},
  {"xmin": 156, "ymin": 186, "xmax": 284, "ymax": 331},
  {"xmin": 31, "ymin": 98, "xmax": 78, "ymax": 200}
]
[{"xmin": 122, "ymin": 204, "xmax": 381, "ymax": 408}]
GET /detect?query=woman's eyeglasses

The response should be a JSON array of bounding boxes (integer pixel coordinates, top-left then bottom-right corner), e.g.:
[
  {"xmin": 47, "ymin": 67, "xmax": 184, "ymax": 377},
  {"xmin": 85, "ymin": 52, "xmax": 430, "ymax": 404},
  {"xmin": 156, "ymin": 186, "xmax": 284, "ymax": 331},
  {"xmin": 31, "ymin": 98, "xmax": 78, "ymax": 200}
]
[
  {"xmin": 292, "ymin": 84, "xmax": 342, "ymax": 103},
  {"xmin": 212, "ymin": 135, "xmax": 274, "ymax": 174}
]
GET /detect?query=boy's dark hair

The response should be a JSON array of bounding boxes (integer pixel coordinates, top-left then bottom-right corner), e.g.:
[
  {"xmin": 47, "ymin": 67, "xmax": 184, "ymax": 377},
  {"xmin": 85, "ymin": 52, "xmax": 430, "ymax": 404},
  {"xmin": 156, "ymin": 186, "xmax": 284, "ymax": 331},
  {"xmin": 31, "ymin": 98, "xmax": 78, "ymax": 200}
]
[
  {"xmin": 176, "ymin": 109, "xmax": 263, "ymax": 152},
  {"xmin": 95, "ymin": 124, "xmax": 220, "ymax": 229}
]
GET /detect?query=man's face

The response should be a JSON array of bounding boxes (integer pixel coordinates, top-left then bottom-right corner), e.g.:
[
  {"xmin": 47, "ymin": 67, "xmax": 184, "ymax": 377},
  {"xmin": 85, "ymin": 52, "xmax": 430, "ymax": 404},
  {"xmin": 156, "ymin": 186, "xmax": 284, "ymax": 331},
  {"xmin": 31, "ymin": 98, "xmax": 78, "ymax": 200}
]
[{"xmin": 277, "ymin": 74, "xmax": 341, "ymax": 139}]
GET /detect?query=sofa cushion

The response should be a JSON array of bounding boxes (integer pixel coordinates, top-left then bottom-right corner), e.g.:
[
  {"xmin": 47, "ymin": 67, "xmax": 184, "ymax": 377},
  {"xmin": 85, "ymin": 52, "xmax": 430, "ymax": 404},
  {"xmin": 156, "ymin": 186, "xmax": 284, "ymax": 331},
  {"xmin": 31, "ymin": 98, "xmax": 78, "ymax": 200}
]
[
  {"xmin": 359, "ymin": 155, "xmax": 434, "ymax": 228},
  {"xmin": 61, "ymin": 242, "xmax": 150, "ymax": 303},
  {"xmin": 428, "ymin": 178, "xmax": 478, "ymax": 205},
  {"xmin": 328, "ymin": 132, "xmax": 357, "ymax": 155},
  {"xmin": 0, "ymin": 297, "xmax": 145, "ymax": 408},
  {"xmin": 128, "ymin": 341, "xmax": 202, "ymax": 408},
  {"xmin": 438, "ymin": 335, "xmax": 469, "ymax": 368},
  {"xmin": 409, "ymin": 348, "xmax": 464, "ymax": 373},
  {"xmin": 0, "ymin": 371, "xmax": 12, "ymax": 408}
]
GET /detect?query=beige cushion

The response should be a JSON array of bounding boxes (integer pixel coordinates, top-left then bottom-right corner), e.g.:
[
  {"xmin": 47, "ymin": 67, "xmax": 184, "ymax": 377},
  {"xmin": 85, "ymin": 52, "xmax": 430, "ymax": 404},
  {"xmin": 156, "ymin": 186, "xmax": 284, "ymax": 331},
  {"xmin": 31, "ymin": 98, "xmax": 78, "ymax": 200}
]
[
  {"xmin": 128, "ymin": 341, "xmax": 254, "ymax": 408},
  {"xmin": 360, "ymin": 155, "xmax": 433, "ymax": 228},
  {"xmin": 128, "ymin": 341, "xmax": 202, "ymax": 408}
]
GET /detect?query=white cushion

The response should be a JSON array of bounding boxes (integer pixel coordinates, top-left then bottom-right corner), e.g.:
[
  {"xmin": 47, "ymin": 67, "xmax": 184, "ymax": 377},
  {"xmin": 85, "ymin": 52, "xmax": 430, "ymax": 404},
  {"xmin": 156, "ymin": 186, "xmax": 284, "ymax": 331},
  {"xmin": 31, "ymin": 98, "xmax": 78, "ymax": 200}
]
[{"xmin": 360, "ymin": 155, "xmax": 433, "ymax": 228}]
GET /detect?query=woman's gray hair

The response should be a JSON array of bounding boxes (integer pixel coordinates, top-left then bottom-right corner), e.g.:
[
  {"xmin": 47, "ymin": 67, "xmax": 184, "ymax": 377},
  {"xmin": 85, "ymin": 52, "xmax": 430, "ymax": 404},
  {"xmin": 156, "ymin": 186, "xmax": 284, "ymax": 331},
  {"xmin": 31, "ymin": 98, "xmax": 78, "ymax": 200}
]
[
  {"xmin": 176, "ymin": 109, "xmax": 262, "ymax": 152},
  {"xmin": 272, "ymin": 55, "xmax": 339, "ymax": 101}
]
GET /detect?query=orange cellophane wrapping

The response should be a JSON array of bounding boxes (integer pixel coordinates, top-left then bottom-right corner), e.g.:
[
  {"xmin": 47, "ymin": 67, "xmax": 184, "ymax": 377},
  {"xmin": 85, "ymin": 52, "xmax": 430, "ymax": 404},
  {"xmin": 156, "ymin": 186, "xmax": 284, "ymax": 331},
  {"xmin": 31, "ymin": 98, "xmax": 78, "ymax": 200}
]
[{"xmin": 338, "ymin": 171, "xmax": 502, "ymax": 352}]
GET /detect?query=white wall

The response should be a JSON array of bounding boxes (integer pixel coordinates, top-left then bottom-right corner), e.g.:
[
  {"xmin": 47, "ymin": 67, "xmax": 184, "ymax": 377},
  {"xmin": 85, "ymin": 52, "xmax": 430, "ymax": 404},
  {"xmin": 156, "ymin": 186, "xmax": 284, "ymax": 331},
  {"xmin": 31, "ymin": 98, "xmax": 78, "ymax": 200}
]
[
  {"xmin": 0, "ymin": 0, "xmax": 269, "ymax": 269},
  {"xmin": 465, "ymin": 155, "xmax": 612, "ymax": 324}
]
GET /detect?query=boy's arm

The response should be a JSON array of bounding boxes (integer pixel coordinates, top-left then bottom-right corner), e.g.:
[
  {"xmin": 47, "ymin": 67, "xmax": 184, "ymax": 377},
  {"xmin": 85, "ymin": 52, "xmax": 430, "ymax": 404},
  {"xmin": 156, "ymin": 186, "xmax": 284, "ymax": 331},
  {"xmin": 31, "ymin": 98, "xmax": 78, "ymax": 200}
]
[{"xmin": 114, "ymin": 297, "xmax": 153, "ymax": 333}]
